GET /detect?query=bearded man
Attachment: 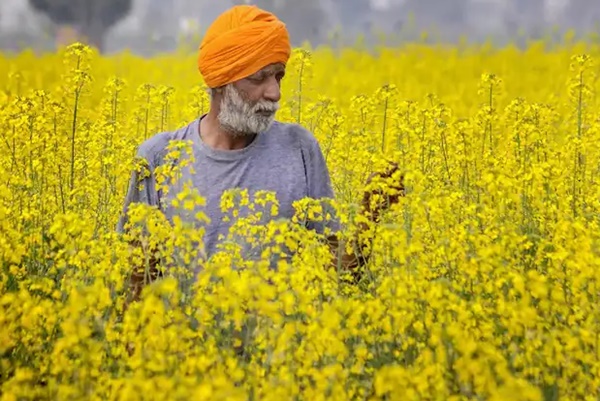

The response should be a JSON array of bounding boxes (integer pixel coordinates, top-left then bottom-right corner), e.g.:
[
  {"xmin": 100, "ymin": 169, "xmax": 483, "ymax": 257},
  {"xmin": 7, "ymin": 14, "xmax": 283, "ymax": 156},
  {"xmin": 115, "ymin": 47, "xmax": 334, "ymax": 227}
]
[{"xmin": 117, "ymin": 5, "xmax": 403, "ymax": 302}]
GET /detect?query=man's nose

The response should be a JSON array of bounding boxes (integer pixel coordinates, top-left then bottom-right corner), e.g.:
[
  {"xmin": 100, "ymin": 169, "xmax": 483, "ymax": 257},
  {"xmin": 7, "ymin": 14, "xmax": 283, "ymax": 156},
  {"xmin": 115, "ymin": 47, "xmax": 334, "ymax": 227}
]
[{"xmin": 263, "ymin": 77, "xmax": 281, "ymax": 103}]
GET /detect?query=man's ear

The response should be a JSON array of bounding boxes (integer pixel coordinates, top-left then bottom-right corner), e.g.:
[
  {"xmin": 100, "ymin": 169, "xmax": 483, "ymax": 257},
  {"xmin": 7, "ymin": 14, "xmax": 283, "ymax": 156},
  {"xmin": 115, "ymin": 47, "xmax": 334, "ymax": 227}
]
[{"xmin": 210, "ymin": 85, "xmax": 228, "ymax": 96}]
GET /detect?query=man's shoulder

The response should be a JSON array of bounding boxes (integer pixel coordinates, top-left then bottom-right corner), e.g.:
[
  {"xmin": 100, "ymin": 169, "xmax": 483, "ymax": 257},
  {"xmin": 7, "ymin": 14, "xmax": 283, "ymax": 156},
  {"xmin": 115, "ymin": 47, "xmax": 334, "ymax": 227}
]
[
  {"xmin": 267, "ymin": 120, "xmax": 320, "ymax": 150},
  {"xmin": 135, "ymin": 120, "xmax": 197, "ymax": 166}
]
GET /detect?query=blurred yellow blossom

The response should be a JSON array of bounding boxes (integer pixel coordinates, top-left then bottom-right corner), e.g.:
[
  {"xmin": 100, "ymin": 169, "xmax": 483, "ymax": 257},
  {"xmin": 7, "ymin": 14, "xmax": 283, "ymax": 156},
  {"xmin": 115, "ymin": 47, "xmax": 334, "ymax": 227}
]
[{"xmin": 0, "ymin": 40, "xmax": 599, "ymax": 401}]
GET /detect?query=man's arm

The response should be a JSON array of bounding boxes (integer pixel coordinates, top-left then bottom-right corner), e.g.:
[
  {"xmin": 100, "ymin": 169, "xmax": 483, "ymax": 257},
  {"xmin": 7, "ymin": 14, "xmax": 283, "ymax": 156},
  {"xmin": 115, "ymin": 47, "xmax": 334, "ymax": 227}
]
[
  {"xmin": 118, "ymin": 155, "xmax": 163, "ymax": 309},
  {"xmin": 125, "ymin": 240, "xmax": 162, "ymax": 307},
  {"xmin": 326, "ymin": 162, "xmax": 404, "ymax": 280},
  {"xmin": 296, "ymin": 127, "xmax": 404, "ymax": 279}
]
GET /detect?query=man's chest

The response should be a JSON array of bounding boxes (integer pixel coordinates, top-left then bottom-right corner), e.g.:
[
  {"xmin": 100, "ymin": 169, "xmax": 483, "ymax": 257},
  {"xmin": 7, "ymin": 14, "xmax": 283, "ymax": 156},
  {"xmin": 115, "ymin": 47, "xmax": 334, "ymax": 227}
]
[{"xmin": 161, "ymin": 147, "xmax": 309, "ymax": 223}]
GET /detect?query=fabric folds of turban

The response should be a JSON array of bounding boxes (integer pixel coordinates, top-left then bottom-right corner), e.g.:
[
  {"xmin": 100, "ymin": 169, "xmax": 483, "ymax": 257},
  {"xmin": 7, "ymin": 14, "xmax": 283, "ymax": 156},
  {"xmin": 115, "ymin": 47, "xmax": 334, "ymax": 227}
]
[{"xmin": 198, "ymin": 5, "xmax": 291, "ymax": 88}]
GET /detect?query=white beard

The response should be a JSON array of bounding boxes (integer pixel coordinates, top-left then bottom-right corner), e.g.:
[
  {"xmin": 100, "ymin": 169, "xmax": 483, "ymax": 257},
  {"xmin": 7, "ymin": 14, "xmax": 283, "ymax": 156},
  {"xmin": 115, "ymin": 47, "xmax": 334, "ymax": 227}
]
[{"xmin": 217, "ymin": 84, "xmax": 279, "ymax": 136}]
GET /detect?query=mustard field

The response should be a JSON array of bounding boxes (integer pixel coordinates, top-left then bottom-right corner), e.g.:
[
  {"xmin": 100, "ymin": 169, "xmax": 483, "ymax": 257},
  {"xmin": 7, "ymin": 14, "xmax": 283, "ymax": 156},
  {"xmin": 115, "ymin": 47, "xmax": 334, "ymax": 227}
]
[{"xmin": 1, "ymin": 41, "xmax": 600, "ymax": 400}]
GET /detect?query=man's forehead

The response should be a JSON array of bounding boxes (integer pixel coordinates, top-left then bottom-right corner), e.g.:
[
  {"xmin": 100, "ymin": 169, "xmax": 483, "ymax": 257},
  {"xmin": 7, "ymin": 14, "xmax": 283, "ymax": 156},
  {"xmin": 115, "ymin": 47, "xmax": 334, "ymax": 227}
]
[{"xmin": 251, "ymin": 63, "xmax": 285, "ymax": 77}]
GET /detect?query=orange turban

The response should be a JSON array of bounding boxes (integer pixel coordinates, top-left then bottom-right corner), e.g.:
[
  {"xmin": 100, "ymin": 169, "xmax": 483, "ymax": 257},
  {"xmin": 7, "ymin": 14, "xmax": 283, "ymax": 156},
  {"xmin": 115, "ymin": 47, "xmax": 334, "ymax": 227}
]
[{"xmin": 198, "ymin": 5, "xmax": 291, "ymax": 88}]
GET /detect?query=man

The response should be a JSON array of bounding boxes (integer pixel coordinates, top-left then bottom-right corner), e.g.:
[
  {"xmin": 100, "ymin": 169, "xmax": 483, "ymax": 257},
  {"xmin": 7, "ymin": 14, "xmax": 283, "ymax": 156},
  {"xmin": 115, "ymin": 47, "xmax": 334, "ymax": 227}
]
[{"xmin": 117, "ymin": 5, "xmax": 403, "ymax": 302}]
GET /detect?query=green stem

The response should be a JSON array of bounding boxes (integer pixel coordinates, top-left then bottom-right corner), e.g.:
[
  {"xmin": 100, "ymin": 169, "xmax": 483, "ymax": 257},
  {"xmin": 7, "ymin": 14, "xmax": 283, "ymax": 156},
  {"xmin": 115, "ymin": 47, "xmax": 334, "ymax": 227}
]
[
  {"xmin": 54, "ymin": 114, "xmax": 66, "ymax": 215},
  {"xmin": 297, "ymin": 59, "xmax": 304, "ymax": 124},
  {"xmin": 572, "ymin": 71, "xmax": 583, "ymax": 217},
  {"xmin": 488, "ymin": 83, "xmax": 494, "ymax": 153},
  {"xmin": 70, "ymin": 56, "xmax": 82, "ymax": 199},
  {"xmin": 439, "ymin": 111, "xmax": 451, "ymax": 183},
  {"xmin": 69, "ymin": 92, "xmax": 79, "ymax": 199},
  {"xmin": 381, "ymin": 96, "xmax": 388, "ymax": 153},
  {"xmin": 144, "ymin": 86, "xmax": 151, "ymax": 140}
]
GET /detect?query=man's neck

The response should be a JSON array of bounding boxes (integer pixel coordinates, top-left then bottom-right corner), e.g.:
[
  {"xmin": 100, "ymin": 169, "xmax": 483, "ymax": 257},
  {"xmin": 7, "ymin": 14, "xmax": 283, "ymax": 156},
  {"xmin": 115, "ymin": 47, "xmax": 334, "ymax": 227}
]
[{"xmin": 199, "ymin": 111, "xmax": 256, "ymax": 151}]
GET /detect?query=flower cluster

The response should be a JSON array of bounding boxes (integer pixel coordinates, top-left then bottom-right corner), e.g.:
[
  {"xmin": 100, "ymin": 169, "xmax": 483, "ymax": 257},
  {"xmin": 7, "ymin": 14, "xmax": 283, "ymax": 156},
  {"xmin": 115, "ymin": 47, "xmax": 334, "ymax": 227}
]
[{"xmin": 1, "ymin": 41, "xmax": 600, "ymax": 400}]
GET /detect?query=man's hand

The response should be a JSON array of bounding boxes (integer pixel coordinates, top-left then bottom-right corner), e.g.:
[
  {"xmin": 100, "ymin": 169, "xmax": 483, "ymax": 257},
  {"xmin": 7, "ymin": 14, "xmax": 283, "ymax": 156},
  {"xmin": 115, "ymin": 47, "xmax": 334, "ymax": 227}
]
[
  {"xmin": 124, "ymin": 239, "xmax": 162, "ymax": 311},
  {"xmin": 328, "ymin": 161, "xmax": 405, "ymax": 281},
  {"xmin": 360, "ymin": 161, "xmax": 404, "ymax": 226}
]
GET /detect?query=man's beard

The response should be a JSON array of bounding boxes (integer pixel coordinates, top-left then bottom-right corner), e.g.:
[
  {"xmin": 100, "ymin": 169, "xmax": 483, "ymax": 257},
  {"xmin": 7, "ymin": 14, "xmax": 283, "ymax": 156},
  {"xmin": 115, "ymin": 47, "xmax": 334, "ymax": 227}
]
[{"xmin": 217, "ymin": 84, "xmax": 279, "ymax": 136}]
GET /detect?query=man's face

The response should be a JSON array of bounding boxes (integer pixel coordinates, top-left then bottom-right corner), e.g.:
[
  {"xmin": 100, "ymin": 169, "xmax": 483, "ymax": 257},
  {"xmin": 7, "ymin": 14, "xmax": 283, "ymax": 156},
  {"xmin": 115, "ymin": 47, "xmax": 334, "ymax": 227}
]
[{"xmin": 217, "ymin": 63, "xmax": 285, "ymax": 136}]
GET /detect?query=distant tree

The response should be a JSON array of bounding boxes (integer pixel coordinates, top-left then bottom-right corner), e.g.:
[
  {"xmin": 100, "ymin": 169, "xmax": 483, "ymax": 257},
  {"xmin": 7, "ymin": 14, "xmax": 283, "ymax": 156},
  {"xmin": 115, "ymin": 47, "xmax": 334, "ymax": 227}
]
[{"xmin": 29, "ymin": 0, "xmax": 132, "ymax": 52}]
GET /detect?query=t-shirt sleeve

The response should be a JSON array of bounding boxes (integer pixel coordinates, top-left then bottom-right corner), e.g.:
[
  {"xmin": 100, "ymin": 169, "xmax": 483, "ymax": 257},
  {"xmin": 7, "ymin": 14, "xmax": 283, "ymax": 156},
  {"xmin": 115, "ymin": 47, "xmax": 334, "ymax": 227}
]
[
  {"xmin": 116, "ymin": 153, "xmax": 161, "ymax": 235},
  {"xmin": 301, "ymin": 130, "xmax": 341, "ymax": 236}
]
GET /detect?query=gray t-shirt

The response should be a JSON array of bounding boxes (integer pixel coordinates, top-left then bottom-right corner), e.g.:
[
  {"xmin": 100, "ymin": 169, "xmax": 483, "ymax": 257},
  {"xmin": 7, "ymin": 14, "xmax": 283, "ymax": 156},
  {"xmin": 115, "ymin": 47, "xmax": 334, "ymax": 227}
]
[{"xmin": 117, "ymin": 116, "xmax": 339, "ymax": 267}]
